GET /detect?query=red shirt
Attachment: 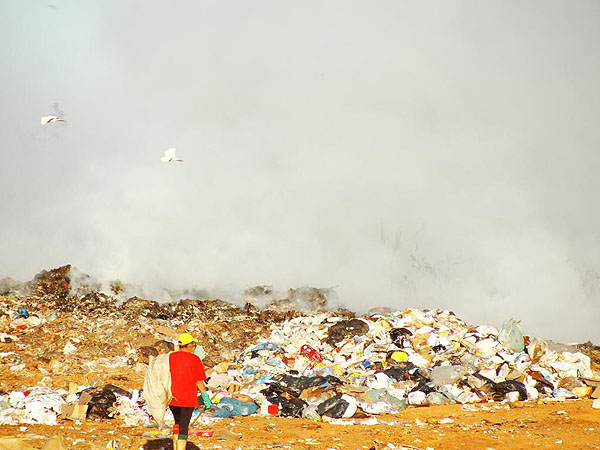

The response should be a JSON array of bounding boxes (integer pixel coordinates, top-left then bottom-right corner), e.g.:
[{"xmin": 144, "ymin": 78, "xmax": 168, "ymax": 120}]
[{"xmin": 169, "ymin": 351, "xmax": 207, "ymax": 407}]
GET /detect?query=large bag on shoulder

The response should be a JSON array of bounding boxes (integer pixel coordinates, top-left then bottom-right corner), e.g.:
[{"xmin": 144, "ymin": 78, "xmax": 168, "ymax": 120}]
[{"xmin": 143, "ymin": 352, "xmax": 172, "ymax": 427}]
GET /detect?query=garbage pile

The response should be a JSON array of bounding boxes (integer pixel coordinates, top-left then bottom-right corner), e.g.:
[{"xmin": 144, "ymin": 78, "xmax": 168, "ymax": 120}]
[
  {"xmin": 1, "ymin": 306, "xmax": 599, "ymax": 427},
  {"xmin": 0, "ymin": 265, "xmax": 342, "ymax": 327},
  {"xmin": 0, "ymin": 265, "xmax": 351, "ymax": 427},
  {"xmin": 201, "ymin": 309, "xmax": 600, "ymax": 420},
  {"xmin": 0, "ymin": 383, "xmax": 154, "ymax": 427},
  {"xmin": 0, "ymin": 265, "xmax": 346, "ymax": 372},
  {"xmin": 1, "ymin": 265, "xmax": 600, "ymax": 430}
]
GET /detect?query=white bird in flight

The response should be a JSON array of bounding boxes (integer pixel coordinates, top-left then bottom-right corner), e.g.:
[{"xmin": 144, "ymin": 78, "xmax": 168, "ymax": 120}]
[
  {"xmin": 41, "ymin": 115, "xmax": 66, "ymax": 125},
  {"xmin": 160, "ymin": 147, "xmax": 183, "ymax": 162}
]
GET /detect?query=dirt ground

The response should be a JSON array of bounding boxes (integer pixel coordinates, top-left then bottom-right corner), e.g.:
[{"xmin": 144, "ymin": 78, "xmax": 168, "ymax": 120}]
[{"xmin": 1, "ymin": 399, "xmax": 598, "ymax": 450}]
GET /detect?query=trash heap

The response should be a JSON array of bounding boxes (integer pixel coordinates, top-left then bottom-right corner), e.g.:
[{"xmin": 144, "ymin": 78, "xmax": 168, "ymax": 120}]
[
  {"xmin": 1, "ymin": 306, "xmax": 599, "ymax": 427},
  {"xmin": 0, "ymin": 382, "xmax": 155, "ymax": 427},
  {"xmin": 203, "ymin": 309, "xmax": 600, "ymax": 420},
  {"xmin": 2, "ymin": 264, "xmax": 600, "ymax": 429},
  {"xmin": 0, "ymin": 265, "xmax": 343, "ymax": 427}
]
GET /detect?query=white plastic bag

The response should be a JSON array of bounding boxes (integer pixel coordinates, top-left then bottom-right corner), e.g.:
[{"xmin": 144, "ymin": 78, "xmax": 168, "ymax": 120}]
[
  {"xmin": 430, "ymin": 365, "xmax": 463, "ymax": 386},
  {"xmin": 497, "ymin": 319, "xmax": 524, "ymax": 353}
]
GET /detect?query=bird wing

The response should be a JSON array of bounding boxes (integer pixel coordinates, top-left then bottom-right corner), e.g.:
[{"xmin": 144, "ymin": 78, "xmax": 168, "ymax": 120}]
[{"xmin": 41, "ymin": 116, "xmax": 66, "ymax": 124}]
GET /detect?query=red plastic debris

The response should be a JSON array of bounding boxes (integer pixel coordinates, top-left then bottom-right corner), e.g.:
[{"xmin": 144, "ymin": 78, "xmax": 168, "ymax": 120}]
[
  {"xmin": 300, "ymin": 344, "xmax": 323, "ymax": 363},
  {"xmin": 189, "ymin": 430, "xmax": 214, "ymax": 437}
]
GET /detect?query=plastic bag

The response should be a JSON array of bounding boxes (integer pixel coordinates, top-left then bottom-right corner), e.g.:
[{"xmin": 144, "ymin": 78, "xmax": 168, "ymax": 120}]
[
  {"xmin": 317, "ymin": 395, "xmax": 349, "ymax": 418},
  {"xmin": 497, "ymin": 319, "xmax": 524, "ymax": 353},
  {"xmin": 268, "ymin": 374, "xmax": 341, "ymax": 398},
  {"xmin": 102, "ymin": 384, "xmax": 131, "ymax": 399},
  {"xmin": 87, "ymin": 390, "xmax": 116, "ymax": 419},
  {"xmin": 494, "ymin": 380, "xmax": 527, "ymax": 401},
  {"xmin": 427, "ymin": 392, "xmax": 451, "ymax": 405},
  {"xmin": 213, "ymin": 397, "xmax": 258, "ymax": 418},
  {"xmin": 429, "ymin": 365, "xmax": 463, "ymax": 387},
  {"xmin": 407, "ymin": 391, "xmax": 427, "ymax": 405},
  {"xmin": 383, "ymin": 363, "xmax": 422, "ymax": 382},
  {"xmin": 279, "ymin": 398, "xmax": 307, "ymax": 418}
]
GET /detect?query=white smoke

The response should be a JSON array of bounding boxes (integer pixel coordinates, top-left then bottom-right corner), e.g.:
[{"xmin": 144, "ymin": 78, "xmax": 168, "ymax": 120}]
[{"xmin": 1, "ymin": 1, "xmax": 599, "ymax": 342}]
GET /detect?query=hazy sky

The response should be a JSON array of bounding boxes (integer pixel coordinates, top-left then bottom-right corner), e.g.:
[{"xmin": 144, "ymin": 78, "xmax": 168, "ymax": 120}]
[{"xmin": 1, "ymin": 1, "xmax": 599, "ymax": 342}]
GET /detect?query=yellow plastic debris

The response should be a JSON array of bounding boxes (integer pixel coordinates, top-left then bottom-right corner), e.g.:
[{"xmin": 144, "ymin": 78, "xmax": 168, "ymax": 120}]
[{"xmin": 390, "ymin": 351, "xmax": 408, "ymax": 363}]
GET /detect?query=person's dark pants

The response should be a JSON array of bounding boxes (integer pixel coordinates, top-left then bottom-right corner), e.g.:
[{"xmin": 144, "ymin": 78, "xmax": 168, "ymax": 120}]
[{"xmin": 169, "ymin": 405, "xmax": 194, "ymax": 440}]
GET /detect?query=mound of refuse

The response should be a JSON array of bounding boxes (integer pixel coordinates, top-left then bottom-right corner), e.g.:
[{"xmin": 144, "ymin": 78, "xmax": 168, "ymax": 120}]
[
  {"xmin": 1, "ymin": 265, "xmax": 600, "ymax": 428},
  {"xmin": 199, "ymin": 309, "xmax": 599, "ymax": 420},
  {"xmin": 0, "ymin": 265, "xmax": 342, "ymax": 319}
]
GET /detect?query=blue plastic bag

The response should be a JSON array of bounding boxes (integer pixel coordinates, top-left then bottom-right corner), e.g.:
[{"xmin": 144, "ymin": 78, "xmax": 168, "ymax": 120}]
[{"xmin": 213, "ymin": 397, "xmax": 258, "ymax": 418}]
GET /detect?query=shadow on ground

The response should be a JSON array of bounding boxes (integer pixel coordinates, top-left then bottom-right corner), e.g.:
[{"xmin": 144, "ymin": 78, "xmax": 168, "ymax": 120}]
[{"xmin": 142, "ymin": 438, "xmax": 201, "ymax": 450}]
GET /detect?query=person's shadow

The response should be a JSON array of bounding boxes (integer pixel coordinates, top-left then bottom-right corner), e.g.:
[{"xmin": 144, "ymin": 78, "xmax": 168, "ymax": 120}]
[{"xmin": 142, "ymin": 438, "xmax": 200, "ymax": 449}]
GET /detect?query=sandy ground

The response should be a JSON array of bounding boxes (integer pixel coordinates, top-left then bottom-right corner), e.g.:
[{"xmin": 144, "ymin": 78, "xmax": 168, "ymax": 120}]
[{"xmin": 1, "ymin": 400, "xmax": 599, "ymax": 450}]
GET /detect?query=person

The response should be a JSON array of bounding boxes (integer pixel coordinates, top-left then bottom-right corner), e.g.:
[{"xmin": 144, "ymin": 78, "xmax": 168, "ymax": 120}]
[{"xmin": 169, "ymin": 332, "xmax": 211, "ymax": 450}]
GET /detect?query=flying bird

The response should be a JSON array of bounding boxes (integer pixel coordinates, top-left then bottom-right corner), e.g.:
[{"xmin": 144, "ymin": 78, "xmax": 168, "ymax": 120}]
[
  {"xmin": 160, "ymin": 147, "xmax": 183, "ymax": 162},
  {"xmin": 41, "ymin": 116, "xmax": 66, "ymax": 125}
]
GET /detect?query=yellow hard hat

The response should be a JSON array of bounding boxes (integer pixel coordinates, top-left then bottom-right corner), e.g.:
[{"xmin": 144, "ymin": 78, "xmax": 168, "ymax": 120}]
[{"xmin": 178, "ymin": 333, "xmax": 198, "ymax": 346}]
